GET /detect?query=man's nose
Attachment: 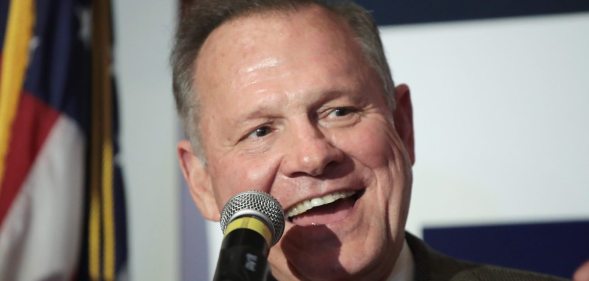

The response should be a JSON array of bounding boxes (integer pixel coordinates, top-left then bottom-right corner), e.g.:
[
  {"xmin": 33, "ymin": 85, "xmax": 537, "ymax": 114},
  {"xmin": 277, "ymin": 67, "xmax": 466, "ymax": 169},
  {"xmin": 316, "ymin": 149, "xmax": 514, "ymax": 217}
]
[{"xmin": 280, "ymin": 122, "xmax": 344, "ymax": 177}]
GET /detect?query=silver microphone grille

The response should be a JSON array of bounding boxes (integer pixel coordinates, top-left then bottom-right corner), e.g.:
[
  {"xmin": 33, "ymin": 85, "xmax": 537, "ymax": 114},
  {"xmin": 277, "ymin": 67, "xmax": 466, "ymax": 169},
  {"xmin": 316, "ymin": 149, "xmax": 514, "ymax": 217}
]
[{"xmin": 220, "ymin": 190, "xmax": 285, "ymax": 246}]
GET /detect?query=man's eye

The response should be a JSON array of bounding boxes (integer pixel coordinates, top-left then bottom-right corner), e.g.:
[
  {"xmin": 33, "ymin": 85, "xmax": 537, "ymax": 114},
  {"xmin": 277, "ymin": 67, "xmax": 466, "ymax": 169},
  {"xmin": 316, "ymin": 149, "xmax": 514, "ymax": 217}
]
[
  {"xmin": 319, "ymin": 106, "xmax": 361, "ymax": 128},
  {"xmin": 329, "ymin": 107, "xmax": 356, "ymax": 118},
  {"xmin": 248, "ymin": 126, "xmax": 272, "ymax": 138}
]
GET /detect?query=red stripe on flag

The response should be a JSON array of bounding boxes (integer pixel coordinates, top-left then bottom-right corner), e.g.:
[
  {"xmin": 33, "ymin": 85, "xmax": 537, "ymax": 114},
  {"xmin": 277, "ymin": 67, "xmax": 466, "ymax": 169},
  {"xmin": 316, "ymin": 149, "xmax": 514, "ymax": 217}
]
[{"xmin": 0, "ymin": 92, "xmax": 60, "ymax": 227}]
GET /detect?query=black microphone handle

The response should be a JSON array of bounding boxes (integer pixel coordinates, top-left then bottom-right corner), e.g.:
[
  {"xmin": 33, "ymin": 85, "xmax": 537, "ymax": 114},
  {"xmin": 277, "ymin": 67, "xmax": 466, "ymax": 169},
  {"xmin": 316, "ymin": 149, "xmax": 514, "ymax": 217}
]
[{"xmin": 213, "ymin": 227, "xmax": 271, "ymax": 281}]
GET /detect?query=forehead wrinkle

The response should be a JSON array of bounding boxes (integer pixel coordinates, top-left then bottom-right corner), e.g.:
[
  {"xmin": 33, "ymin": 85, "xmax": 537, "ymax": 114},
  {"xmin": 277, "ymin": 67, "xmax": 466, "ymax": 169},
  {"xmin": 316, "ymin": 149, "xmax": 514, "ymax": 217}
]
[
  {"xmin": 242, "ymin": 57, "xmax": 281, "ymax": 74},
  {"xmin": 197, "ymin": 5, "xmax": 362, "ymax": 87},
  {"xmin": 233, "ymin": 61, "xmax": 292, "ymax": 97},
  {"xmin": 198, "ymin": 5, "xmax": 352, "ymax": 71},
  {"xmin": 228, "ymin": 94, "xmax": 286, "ymax": 130}
]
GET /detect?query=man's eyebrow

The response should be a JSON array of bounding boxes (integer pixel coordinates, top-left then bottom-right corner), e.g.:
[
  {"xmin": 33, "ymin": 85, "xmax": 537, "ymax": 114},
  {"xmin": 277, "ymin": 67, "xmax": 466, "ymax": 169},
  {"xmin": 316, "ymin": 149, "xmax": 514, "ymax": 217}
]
[
  {"xmin": 239, "ymin": 106, "xmax": 278, "ymax": 121},
  {"xmin": 312, "ymin": 88, "xmax": 366, "ymax": 106},
  {"xmin": 229, "ymin": 88, "xmax": 366, "ymax": 124},
  {"xmin": 228, "ymin": 105, "xmax": 282, "ymax": 131}
]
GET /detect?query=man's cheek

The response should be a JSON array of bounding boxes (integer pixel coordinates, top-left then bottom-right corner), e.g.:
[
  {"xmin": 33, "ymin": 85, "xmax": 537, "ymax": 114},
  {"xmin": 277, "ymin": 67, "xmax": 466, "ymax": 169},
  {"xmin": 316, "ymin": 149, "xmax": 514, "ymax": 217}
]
[
  {"xmin": 224, "ymin": 156, "xmax": 281, "ymax": 194},
  {"xmin": 346, "ymin": 128, "xmax": 395, "ymax": 166},
  {"xmin": 246, "ymin": 167, "xmax": 273, "ymax": 185}
]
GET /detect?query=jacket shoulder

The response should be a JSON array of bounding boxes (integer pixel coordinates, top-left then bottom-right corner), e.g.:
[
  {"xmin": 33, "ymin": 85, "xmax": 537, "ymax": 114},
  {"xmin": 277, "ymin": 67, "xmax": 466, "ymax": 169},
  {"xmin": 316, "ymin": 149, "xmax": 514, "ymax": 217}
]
[
  {"xmin": 451, "ymin": 265, "xmax": 568, "ymax": 281},
  {"xmin": 405, "ymin": 232, "xmax": 567, "ymax": 281}
]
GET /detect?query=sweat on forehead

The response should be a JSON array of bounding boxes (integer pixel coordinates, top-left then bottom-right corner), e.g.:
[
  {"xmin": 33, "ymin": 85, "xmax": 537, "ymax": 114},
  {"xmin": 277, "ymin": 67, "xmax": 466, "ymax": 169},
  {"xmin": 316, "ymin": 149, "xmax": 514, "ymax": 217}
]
[{"xmin": 194, "ymin": 5, "xmax": 362, "ymax": 91}]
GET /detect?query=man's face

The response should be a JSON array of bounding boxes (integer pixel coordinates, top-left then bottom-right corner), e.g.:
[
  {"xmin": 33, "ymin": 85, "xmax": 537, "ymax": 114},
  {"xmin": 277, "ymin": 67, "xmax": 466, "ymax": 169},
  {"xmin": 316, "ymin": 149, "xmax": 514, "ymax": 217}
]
[{"xmin": 179, "ymin": 5, "xmax": 414, "ymax": 281}]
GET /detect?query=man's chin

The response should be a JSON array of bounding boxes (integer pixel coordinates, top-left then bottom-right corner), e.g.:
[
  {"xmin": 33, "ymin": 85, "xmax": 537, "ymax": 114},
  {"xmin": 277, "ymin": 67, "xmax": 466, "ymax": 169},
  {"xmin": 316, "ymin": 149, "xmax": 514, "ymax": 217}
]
[
  {"xmin": 275, "ymin": 224, "xmax": 388, "ymax": 281},
  {"xmin": 277, "ymin": 250, "xmax": 387, "ymax": 281}
]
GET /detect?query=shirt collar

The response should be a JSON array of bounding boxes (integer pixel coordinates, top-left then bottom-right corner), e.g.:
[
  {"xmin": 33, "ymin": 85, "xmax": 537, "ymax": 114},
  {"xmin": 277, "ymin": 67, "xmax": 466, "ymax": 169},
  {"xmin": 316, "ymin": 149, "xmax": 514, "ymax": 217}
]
[{"xmin": 387, "ymin": 239, "xmax": 414, "ymax": 281}]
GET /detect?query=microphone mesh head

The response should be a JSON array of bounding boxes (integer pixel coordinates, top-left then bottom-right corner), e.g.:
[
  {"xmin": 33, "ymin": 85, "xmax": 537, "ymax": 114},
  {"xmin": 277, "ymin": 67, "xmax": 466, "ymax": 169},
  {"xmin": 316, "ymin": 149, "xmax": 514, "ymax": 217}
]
[{"xmin": 220, "ymin": 190, "xmax": 285, "ymax": 246}]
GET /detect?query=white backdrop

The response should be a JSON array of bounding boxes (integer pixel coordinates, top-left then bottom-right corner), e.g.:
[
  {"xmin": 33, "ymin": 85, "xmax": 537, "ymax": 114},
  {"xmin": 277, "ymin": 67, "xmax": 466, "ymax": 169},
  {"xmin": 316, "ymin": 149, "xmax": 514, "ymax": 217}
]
[
  {"xmin": 114, "ymin": 0, "xmax": 178, "ymax": 280},
  {"xmin": 384, "ymin": 14, "xmax": 589, "ymax": 233},
  {"xmin": 114, "ymin": 1, "xmax": 589, "ymax": 279}
]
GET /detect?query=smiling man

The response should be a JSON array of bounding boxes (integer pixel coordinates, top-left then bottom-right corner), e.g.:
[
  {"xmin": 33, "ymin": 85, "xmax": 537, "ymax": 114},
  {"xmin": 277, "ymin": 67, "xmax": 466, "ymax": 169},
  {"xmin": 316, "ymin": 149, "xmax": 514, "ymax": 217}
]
[{"xmin": 171, "ymin": 0, "xmax": 565, "ymax": 280}]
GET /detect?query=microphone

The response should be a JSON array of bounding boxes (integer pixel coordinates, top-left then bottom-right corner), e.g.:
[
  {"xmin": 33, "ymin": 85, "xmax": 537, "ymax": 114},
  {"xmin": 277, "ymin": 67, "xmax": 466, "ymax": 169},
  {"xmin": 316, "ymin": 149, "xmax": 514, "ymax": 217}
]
[{"xmin": 213, "ymin": 191, "xmax": 285, "ymax": 281}]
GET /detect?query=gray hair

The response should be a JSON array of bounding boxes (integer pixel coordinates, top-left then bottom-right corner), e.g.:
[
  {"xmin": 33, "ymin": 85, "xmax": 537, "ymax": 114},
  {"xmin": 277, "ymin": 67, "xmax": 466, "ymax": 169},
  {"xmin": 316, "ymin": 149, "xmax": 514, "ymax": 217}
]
[{"xmin": 170, "ymin": 0, "xmax": 395, "ymax": 156}]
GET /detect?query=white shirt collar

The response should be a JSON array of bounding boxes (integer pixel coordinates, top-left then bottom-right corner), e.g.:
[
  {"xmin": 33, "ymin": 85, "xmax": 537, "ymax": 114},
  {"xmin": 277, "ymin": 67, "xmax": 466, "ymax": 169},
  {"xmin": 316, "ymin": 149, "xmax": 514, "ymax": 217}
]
[{"xmin": 387, "ymin": 239, "xmax": 414, "ymax": 281}]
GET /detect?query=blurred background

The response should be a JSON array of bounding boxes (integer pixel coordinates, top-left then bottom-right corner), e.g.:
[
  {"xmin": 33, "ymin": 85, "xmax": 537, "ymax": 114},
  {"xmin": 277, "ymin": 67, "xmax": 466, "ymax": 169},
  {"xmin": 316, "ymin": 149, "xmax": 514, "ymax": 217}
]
[{"xmin": 1, "ymin": 0, "xmax": 587, "ymax": 280}]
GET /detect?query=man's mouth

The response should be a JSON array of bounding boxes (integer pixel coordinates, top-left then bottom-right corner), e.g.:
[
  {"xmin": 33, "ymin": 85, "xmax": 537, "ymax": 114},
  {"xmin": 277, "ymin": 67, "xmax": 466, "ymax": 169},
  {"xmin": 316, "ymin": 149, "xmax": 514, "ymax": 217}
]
[{"xmin": 285, "ymin": 190, "xmax": 363, "ymax": 225}]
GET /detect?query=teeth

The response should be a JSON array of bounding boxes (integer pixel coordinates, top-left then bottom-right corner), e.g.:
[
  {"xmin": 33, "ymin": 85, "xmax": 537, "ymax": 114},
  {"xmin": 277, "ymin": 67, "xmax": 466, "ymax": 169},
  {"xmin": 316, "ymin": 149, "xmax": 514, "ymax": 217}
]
[{"xmin": 286, "ymin": 191, "xmax": 356, "ymax": 218}]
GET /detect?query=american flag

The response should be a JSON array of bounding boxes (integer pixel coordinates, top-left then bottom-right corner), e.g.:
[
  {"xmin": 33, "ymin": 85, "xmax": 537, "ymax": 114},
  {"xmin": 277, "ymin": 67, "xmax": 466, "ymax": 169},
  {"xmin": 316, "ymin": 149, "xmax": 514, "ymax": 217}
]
[{"xmin": 0, "ymin": 0, "xmax": 128, "ymax": 280}]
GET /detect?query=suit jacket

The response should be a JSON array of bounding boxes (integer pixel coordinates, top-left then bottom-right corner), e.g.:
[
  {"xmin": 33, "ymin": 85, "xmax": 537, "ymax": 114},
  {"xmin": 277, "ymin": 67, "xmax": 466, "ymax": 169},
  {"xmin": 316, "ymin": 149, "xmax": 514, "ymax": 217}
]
[{"xmin": 406, "ymin": 232, "xmax": 567, "ymax": 281}]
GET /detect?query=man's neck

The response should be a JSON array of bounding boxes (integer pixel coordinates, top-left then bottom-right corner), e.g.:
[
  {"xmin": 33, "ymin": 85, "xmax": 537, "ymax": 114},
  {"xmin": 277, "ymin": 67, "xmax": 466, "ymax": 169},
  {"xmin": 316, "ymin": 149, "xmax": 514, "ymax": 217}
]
[
  {"xmin": 387, "ymin": 239, "xmax": 414, "ymax": 281},
  {"xmin": 267, "ymin": 239, "xmax": 414, "ymax": 281}
]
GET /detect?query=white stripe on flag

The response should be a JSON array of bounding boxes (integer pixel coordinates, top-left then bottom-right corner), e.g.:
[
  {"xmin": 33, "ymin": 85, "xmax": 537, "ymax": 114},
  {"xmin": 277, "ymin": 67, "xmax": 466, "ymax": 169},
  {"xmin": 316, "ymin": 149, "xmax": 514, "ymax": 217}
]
[{"xmin": 0, "ymin": 115, "xmax": 85, "ymax": 281}]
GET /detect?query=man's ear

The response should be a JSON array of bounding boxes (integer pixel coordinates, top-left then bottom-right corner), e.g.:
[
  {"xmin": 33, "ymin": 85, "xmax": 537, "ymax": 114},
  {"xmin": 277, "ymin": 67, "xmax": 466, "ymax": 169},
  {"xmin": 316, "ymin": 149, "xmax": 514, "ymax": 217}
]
[
  {"xmin": 393, "ymin": 84, "xmax": 415, "ymax": 165},
  {"xmin": 177, "ymin": 140, "xmax": 220, "ymax": 221}
]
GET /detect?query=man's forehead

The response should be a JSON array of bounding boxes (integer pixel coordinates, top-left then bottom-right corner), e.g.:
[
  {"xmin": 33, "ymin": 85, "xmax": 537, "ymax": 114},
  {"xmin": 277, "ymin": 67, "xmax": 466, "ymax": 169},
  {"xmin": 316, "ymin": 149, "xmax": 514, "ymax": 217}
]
[
  {"xmin": 193, "ymin": 4, "xmax": 357, "ymax": 87},
  {"xmin": 197, "ymin": 5, "xmax": 351, "ymax": 64}
]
